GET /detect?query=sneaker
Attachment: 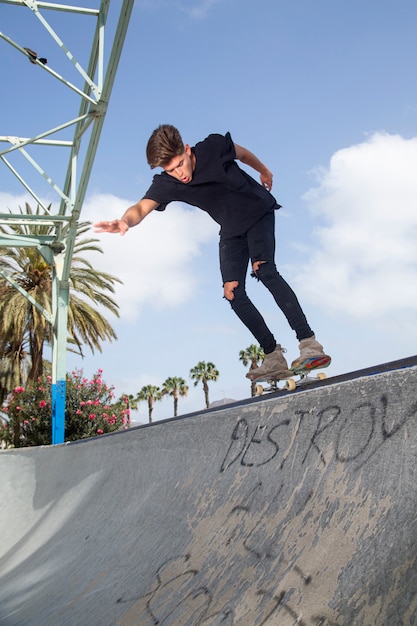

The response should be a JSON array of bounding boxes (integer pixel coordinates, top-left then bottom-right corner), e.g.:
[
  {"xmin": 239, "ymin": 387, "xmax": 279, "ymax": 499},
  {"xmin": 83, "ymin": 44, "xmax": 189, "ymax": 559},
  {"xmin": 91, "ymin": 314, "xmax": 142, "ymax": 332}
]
[
  {"xmin": 246, "ymin": 344, "xmax": 291, "ymax": 380},
  {"xmin": 291, "ymin": 335, "xmax": 331, "ymax": 372}
]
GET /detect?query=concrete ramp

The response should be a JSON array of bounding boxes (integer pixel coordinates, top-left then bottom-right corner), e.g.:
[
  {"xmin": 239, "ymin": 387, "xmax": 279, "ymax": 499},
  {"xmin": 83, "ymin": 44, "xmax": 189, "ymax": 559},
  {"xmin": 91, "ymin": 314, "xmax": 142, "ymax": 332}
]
[{"xmin": 1, "ymin": 359, "xmax": 417, "ymax": 625}]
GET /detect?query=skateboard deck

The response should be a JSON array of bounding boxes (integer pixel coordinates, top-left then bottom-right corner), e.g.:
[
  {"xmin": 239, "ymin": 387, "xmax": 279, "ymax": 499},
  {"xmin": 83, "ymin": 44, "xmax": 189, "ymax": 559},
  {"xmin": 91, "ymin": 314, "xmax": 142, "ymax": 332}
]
[{"xmin": 253, "ymin": 355, "xmax": 331, "ymax": 395}]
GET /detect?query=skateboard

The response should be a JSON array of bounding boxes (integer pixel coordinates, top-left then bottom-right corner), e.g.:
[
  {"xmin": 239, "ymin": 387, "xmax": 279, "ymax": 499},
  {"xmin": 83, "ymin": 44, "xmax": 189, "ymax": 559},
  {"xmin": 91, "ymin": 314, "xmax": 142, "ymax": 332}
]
[{"xmin": 253, "ymin": 355, "xmax": 331, "ymax": 395}]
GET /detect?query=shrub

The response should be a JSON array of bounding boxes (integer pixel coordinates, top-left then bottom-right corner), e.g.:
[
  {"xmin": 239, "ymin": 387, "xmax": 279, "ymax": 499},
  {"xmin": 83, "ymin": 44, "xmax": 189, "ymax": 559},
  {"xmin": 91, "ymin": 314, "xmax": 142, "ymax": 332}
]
[{"xmin": 1, "ymin": 369, "xmax": 130, "ymax": 447}]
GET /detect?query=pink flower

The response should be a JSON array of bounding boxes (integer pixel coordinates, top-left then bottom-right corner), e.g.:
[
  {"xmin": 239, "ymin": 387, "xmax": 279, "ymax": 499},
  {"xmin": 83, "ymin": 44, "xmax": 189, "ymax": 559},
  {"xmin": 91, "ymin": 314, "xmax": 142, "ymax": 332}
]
[
  {"xmin": 76, "ymin": 409, "xmax": 82, "ymax": 415},
  {"xmin": 39, "ymin": 400, "xmax": 47, "ymax": 408},
  {"xmin": 14, "ymin": 386, "xmax": 24, "ymax": 394},
  {"xmin": 89, "ymin": 414, "xmax": 95, "ymax": 420},
  {"xmin": 97, "ymin": 429, "xmax": 103, "ymax": 435}
]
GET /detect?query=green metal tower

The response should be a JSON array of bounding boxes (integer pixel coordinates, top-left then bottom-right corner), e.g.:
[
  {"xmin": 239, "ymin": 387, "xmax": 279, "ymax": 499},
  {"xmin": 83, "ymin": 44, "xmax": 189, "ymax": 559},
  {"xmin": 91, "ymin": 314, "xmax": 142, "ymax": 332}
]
[{"xmin": 0, "ymin": 0, "xmax": 134, "ymax": 443}]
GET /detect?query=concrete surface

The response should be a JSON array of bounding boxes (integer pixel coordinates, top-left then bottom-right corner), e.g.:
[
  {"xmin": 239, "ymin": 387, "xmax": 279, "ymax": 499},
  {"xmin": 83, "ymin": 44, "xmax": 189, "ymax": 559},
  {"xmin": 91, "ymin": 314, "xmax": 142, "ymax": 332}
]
[{"xmin": 1, "ymin": 360, "xmax": 417, "ymax": 626}]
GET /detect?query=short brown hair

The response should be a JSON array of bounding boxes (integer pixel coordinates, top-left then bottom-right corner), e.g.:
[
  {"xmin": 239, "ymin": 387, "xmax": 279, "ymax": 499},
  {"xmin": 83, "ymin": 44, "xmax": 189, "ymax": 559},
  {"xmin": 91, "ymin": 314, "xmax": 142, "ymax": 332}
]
[{"xmin": 146, "ymin": 125, "xmax": 184, "ymax": 169}]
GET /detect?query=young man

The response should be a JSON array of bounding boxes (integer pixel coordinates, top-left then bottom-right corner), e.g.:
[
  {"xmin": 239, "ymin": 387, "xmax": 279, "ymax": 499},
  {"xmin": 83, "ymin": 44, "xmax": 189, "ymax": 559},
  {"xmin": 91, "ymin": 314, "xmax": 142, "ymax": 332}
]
[{"xmin": 94, "ymin": 125, "xmax": 330, "ymax": 380}]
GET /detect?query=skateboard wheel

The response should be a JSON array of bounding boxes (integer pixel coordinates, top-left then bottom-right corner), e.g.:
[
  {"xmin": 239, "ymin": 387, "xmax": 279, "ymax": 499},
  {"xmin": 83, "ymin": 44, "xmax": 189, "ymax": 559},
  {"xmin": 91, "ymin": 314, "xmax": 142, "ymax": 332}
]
[
  {"xmin": 317, "ymin": 372, "xmax": 327, "ymax": 380},
  {"xmin": 255, "ymin": 384, "xmax": 264, "ymax": 396},
  {"xmin": 286, "ymin": 378, "xmax": 296, "ymax": 391}
]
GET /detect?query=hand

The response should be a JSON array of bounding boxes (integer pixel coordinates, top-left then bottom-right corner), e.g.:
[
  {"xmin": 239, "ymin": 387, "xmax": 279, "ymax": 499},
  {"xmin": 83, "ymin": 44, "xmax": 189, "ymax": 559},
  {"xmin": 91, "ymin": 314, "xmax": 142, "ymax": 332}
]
[
  {"xmin": 260, "ymin": 168, "xmax": 273, "ymax": 191},
  {"xmin": 93, "ymin": 219, "xmax": 129, "ymax": 235}
]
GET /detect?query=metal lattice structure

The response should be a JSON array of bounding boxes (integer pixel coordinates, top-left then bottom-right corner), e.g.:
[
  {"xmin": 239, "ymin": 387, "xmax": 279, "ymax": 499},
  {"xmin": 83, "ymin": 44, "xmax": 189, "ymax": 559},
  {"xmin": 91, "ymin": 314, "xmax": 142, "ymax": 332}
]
[{"xmin": 0, "ymin": 0, "xmax": 134, "ymax": 443}]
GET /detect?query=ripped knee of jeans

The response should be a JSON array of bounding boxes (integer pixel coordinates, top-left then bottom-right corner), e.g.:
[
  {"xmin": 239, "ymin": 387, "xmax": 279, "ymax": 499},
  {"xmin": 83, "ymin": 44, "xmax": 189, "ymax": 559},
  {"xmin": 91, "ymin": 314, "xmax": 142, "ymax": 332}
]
[
  {"xmin": 253, "ymin": 260, "xmax": 280, "ymax": 286},
  {"xmin": 223, "ymin": 280, "xmax": 239, "ymax": 301},
  {"xmin": 251, "ymin": 260, "xmax": 267, "ymax": 280}
]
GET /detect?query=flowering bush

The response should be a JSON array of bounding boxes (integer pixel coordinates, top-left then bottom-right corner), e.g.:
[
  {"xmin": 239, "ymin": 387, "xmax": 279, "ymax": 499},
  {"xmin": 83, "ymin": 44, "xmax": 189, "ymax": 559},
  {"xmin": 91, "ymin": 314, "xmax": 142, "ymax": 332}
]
[{"xmin": 0, "ymin": 369, "xmax": 130, "ymax": 447}]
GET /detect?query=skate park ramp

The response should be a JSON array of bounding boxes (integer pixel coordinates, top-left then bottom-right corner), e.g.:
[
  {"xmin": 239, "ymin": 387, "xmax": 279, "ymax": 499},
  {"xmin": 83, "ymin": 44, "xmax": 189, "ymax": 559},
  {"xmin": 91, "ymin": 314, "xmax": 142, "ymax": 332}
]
[{"xmin": 1, "ymin": 357, "xmax": 417, "ymax": 626}]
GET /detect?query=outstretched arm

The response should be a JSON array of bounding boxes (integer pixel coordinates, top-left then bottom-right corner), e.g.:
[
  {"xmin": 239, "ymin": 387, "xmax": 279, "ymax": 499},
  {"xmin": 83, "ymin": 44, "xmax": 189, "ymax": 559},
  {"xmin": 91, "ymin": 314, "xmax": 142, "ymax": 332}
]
[
  {"xmin": 234, "ymin": 142, "xmax": 273, "ymax": 191},
  {"xmin": 94, "ymin": 198, "xmax": 159, "ymax": 235}
]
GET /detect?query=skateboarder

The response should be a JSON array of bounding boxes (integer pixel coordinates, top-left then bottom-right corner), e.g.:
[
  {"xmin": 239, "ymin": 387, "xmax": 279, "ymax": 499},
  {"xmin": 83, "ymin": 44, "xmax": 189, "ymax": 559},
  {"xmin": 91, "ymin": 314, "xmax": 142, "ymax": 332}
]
[{"xmin": 94, "ymin": 125, "xmax": 330, "ymax": 380}]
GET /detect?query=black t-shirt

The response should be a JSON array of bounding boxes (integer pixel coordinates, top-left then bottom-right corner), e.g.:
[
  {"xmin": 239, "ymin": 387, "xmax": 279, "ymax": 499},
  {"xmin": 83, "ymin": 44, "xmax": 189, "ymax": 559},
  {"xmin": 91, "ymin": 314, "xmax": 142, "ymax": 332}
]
[{"xmin": 143, "ymin": 132, "xmax": 280, "ymax": 237}]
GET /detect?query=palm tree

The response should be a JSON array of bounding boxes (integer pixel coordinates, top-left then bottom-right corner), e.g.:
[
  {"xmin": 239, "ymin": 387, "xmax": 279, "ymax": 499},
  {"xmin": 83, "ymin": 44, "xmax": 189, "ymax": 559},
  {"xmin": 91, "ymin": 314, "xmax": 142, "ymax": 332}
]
[
  {"xmin": 239, "ymin": 344, "xmax": 265, "ymax": 397},
  {"xmin": 0, "ymin": 339, "xmax": 30, "ymax": 406},
  {"xmin": 119, "ymin": 393, "xmax": 138, "ymax": 412},
  {"xmin": 136, "ymin": 385, "xmax": 162, "ymax": 424},
  {"xmin": 0, "ymin": 245, "xmax": 52, "ymax": 382},
  {"xmin": 0, "ymin": 204, "xmax": 121, "ymax": 393},
  {"xmin": 116, "ymin": 393, "xmax": 137, "ymax": 427},
  {"xmin": 189, "ymin": 361, "xmax": 219, "ymax": 409},
  {"xmin": 162, "ymin": 376, "xmax": 188, "ymax": 417}
]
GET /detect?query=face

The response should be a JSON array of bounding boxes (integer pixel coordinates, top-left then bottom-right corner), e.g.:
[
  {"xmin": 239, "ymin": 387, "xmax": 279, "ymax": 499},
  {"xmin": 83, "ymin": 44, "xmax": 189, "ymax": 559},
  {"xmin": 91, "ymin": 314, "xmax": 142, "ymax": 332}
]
[{"xmin": 163, "ymin": 144, "xmax": 195, "ymax": 183}]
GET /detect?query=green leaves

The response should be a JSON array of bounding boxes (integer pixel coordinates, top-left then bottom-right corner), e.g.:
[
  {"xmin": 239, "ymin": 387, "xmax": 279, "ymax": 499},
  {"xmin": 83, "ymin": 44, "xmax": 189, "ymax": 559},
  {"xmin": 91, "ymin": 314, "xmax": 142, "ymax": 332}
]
[{"xmin": 1, "ymin": 369, "xmax": 129, "ymax": 447}]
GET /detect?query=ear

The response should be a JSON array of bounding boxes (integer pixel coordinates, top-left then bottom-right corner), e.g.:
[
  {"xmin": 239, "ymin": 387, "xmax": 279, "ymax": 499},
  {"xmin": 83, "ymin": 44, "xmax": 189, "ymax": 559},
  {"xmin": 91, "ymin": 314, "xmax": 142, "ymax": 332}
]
[{"xmin": 184, "ymin": 144, "xmax": 192, "ymax": 155}]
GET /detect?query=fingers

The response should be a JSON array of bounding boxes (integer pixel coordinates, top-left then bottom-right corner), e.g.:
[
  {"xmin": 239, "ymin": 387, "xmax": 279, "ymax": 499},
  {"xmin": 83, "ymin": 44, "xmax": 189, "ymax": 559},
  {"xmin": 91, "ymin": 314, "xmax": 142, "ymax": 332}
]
[
  {"xmin": 93, "ymin": 221, "xmax": 113, "ymax": 233},
  {"xmin": 260, "ymin": 170, "xmax": 273, "ymax": 191},
  {"xmin": 93, "ymin": 220, "xmax": 126, "ymax": 234}
]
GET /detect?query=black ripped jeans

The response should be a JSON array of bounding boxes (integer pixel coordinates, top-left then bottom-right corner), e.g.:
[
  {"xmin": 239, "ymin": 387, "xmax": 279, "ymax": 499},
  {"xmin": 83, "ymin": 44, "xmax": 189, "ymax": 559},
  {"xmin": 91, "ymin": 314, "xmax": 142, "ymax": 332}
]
[{"xmin": 219, "ymin": 209, "xmax": 313, "ymax": 353}]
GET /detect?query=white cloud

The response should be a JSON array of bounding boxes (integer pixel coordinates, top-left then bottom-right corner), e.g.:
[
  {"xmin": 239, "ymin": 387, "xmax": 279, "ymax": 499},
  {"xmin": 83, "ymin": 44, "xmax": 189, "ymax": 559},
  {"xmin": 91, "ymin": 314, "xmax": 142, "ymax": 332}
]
[
  {"xmin": 296, "ymin": 133, "xmax": 417, "ymax": 320},
  {"xmin": 0, "ymin": 191, "xmax": 219, "ymax": 321},
  {"xmin": 0, "ymin": 192, "xmax": 41, "ymax": 212},
  {"xmin": 82, "ymin": 193, "xmax": 219, "ymax": 320}
]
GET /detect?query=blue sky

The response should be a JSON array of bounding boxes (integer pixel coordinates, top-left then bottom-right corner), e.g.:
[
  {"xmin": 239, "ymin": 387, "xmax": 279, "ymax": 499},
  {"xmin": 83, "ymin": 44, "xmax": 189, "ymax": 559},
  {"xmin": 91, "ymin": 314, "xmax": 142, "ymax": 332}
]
[{"xmin": 1, "ymin": 0, "xmax": 417, "ymax": 422}]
